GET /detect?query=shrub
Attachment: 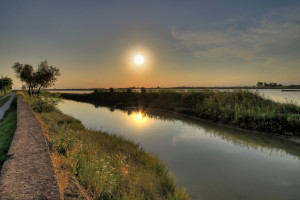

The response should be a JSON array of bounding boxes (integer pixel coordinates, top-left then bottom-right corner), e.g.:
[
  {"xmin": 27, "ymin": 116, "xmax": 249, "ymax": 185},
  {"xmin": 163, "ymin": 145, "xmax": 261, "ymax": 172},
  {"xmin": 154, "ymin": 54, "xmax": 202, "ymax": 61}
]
[{"xmin": 27, "ymin": 92, "xmax": 61, "ymax": 113}]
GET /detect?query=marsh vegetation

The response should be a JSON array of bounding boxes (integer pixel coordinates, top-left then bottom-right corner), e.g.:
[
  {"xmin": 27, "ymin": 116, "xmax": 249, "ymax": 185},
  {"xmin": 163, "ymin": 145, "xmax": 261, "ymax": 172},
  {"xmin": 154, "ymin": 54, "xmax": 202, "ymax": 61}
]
[{"xmin": 61, "ymin": 89, "xmax": 300, "ymax": 135}]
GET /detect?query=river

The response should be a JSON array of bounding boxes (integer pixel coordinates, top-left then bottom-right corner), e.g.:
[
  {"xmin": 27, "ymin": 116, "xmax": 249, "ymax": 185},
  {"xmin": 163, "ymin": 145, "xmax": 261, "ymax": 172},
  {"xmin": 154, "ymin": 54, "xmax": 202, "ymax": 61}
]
[{"xmin": 57, "ymin": 98, "xmax": 300, "ymax": 200}]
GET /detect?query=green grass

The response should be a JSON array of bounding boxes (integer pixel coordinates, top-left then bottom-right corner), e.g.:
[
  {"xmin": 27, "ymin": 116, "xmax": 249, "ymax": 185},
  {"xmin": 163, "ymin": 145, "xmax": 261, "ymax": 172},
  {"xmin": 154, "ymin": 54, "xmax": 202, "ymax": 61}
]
[
  {"xmin": 61, "ymin": 89, "xmax": 300, "ymax": 135},
  {"xmin": 0, "ymin": 95, "xmax": 11, "ymax": 107},
  {"xmin": 24, "ymin": 94, "xmax": 190, "ymax": 199},
  {"xmin": 0, "ymin": 97, "xmax": 17, "ymax": 170}
]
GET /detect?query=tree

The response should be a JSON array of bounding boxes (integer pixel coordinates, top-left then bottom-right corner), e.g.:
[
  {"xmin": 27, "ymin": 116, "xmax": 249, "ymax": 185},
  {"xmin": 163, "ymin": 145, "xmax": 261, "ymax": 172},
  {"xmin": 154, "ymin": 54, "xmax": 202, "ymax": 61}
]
[
  {"xmin": 12, "ymin": 61, "xmax": 60, "ymax": 96},
  {"xmin": 12, "ymin": 63, "xmax": 35, "ymax": 96},
  {"xmin": 35, "ymin": 61, "xmax": 60, "ymax": 95},
  {"xmin": 126, "ymin": 88, "xmax": 132, "ymax": 94},
  {"xmin": 0, "ymin": 77, "xmax": 13, "ymax": 95},
  {"xmin": 141, "ymin": 87, "xmax": 146, "ymax": 93},
  {"xmin": 257, "ymin": 82, "xmax": 263, "ymax": 87}
]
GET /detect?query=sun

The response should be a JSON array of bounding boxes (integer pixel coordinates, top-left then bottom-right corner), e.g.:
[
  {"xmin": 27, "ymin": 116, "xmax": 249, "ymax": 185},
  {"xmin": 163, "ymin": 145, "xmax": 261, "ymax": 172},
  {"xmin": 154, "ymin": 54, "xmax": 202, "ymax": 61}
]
[{"xmin": 133, "ymin": 54, "xmax": 145, "ymax": 65}]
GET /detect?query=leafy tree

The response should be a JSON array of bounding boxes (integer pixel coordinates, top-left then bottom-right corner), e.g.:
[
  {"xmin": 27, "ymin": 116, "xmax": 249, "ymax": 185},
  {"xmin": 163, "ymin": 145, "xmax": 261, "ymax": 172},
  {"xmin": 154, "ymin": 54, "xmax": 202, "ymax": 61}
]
[
  {"xmin": 0, "ymin": 77, "xmax": 13, "ymax": 95},
  {"xmin": 12, "ymin": 63, "xmax": 35, "ymax": 96},
  {"xmin": 12, "ymin": 61, "xmax": 60, "ymax": 96},
  {"xmin": 35, "ymin": 61, "xmax": 60, "ymax": 95},
  {"xmin": 257, "ymin": 82, "xmax": 263, "ymax": 87}
]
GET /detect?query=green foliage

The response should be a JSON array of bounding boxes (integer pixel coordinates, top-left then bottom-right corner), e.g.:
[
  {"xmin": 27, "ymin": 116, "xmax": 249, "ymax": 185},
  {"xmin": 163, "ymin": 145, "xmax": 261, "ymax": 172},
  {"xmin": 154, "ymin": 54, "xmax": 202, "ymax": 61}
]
[
  {"xmin": 0, "ymin": 77, "xmax": 13, "ymax": 95},
  {"xmin": 38, "ymin": 109, "xmax": 190, "ymax": 199},
  {"xmin": 0, "ymin": 98, "xmax": 17, "ymax": 170},
  {"xmin": 61, "ymin": 89, "xmax": 300, "ymax": 135},
  {"xmin": 26, "ymin": 92, "xmax": 61, "ymax": 113}
]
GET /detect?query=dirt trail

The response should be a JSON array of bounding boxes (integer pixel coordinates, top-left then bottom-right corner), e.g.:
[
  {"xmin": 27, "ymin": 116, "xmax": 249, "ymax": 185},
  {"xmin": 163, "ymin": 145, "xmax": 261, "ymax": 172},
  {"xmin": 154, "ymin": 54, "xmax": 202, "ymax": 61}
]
[{"xmin": 0, "ymin": 96, "xmax": 62, "ymax": 199}]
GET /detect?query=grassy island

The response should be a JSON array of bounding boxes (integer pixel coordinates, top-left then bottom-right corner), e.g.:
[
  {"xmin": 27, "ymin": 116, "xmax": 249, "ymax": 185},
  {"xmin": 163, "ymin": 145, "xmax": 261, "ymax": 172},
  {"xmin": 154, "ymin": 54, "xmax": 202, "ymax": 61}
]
[
  {"xmin": 23, "ymin": 93, "xmax": 190, "ymax": 199},
  {"xmin": 61, "ymin": 90, "xmax": 300, "ymax": 136}
]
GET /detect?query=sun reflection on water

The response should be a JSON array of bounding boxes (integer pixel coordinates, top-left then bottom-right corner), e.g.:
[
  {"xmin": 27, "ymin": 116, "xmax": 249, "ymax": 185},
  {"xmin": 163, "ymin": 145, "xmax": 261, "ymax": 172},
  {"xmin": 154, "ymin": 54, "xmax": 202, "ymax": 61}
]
[{"xmin": 131, "ymin": 111, "xmax": 148, "ymax": 124}]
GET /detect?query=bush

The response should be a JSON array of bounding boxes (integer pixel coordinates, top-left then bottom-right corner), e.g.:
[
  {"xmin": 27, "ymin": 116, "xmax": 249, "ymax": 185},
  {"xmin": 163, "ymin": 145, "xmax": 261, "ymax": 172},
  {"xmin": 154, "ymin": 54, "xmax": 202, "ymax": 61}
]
[{"xmin": 27, "ymin": 92, "xmax": 61, "ymax": 113}]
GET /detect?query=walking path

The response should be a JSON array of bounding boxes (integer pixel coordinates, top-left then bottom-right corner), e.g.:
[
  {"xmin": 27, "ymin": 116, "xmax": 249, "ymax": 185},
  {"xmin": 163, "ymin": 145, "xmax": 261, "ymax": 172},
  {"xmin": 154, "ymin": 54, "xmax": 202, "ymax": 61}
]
[
  {"xmin": 0, "ymin": 93, "xmax": 15, "ymax": 120},
  {"xmin": 0, "ymin": 96, "xmax": 62, "ymax": 199}
]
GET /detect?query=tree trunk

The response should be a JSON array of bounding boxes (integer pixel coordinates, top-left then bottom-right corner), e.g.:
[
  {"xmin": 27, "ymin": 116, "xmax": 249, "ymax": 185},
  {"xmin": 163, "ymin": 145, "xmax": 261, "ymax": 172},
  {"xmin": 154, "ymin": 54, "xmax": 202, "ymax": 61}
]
[
  {"xmin": 28, "ymin": 85, "xmax": 33, "ymax": 96},
  {"xmin": 37, "ymin": 85, "xmax": 43, "ymax": 96}
]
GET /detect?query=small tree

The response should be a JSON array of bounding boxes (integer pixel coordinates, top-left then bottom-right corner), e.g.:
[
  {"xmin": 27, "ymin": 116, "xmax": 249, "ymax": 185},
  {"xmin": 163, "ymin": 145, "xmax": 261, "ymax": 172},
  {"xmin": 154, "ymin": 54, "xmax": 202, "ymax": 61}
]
[
  {"xmin": 126, "ymin": 88, "xmax": 132, "ymax": 94},
  {"xmin": 21, "ymin": 85, "xmax": 26, "ymax": 91},
  {"xmin": 0, "ymin": 77, "xmax": 13, "ymax": 95},
  {"xmin": 141, "ymin": 87, "xmax": 146, "ymax": 93},
  {"xmin": 257, "ymin": 82, "xmax": 263, "ymax": 87}
]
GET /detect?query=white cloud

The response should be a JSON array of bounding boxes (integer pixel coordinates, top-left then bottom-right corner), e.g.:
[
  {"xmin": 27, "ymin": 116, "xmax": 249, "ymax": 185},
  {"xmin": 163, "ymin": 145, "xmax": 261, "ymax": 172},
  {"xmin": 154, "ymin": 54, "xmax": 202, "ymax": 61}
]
[{"xmin": 172, "ymin": 9, "xmax": 300, "ymax": 64}]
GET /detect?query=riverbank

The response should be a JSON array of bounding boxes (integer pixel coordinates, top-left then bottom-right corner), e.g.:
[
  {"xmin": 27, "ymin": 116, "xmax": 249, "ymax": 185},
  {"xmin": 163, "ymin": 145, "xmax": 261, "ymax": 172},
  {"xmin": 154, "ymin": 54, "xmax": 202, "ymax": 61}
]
[
  {"xmin": 24, "ymin": 93, "xmax": 190, "ymax": 199},
  {"xmin": 61, "ymin": 90, "xmax": 300, "ymax": 136}
]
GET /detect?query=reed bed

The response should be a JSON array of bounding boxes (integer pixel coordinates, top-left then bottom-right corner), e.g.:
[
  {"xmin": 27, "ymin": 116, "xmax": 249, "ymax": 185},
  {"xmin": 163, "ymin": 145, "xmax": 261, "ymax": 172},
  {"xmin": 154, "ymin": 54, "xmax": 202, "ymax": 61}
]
[{"xmin": 61, "ymin": 89, "xmax": 300, "ymax": 135}]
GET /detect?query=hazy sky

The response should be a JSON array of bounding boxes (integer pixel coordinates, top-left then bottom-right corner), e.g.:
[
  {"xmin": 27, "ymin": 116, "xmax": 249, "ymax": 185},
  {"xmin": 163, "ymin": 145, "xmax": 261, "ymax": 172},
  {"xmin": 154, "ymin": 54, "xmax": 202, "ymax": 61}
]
[{"xmin": 1, "ymin": 0, "xmax": 300, "ymax": 89}]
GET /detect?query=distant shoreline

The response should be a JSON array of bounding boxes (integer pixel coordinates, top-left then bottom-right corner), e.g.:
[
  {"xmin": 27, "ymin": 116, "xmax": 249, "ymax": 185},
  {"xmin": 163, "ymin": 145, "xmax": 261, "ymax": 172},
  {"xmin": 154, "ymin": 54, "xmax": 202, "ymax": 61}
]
[
  {"xmin": 282, "ymin": 89, "xmax": 300, "ymax": 92},
  {"xmin": 12, "ymin": 86, "xmax": 300, "ymax": 91}
]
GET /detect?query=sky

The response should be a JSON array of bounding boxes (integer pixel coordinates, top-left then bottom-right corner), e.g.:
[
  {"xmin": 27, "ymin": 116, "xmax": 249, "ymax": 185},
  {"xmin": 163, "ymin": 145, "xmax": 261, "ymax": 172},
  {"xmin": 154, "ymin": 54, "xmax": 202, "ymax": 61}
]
[{"xmin": 0, "ymin": 0, "xmax": 300, "ymax": 89}]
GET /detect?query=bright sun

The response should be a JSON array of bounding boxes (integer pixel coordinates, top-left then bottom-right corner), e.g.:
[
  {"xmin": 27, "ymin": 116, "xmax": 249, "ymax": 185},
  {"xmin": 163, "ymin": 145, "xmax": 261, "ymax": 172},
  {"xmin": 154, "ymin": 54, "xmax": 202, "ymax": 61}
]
[{"xmin": 133, "ymin": 54, "xmax": 145, "ymax": 65}]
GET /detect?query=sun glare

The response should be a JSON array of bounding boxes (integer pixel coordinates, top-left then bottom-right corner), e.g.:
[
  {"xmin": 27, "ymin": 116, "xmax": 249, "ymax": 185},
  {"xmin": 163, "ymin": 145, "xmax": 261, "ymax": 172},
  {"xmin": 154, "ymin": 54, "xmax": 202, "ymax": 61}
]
[
  {"xmin": 132, "ymin": 112, "xmax": 147, "ymax": 124},
  {"xmin": 133, "ymin": 54, "xmax": 145, "ymax": 65}
]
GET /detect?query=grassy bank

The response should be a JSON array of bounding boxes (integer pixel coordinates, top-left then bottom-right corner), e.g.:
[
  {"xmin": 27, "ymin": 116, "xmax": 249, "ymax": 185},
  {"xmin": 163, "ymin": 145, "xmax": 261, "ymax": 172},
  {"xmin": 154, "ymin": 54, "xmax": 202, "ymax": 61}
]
[
  {"xmin": 0, "ymin": 97, "xmax": 17, "ymax": 170},
  {"xmin": 24, "ymin": 94, "xmax": 190, "ymax": 199},
  {"xmin": 61, "ymin": 90, "xmax": 300, "ymax": 135}
]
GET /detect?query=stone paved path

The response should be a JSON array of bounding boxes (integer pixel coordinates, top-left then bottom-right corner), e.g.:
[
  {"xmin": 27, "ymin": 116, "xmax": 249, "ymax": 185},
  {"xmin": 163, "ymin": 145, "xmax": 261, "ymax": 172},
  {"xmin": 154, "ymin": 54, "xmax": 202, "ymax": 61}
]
[{"xmin": 0, "ymin": 96, "xmax": 62, "ymax": 199}]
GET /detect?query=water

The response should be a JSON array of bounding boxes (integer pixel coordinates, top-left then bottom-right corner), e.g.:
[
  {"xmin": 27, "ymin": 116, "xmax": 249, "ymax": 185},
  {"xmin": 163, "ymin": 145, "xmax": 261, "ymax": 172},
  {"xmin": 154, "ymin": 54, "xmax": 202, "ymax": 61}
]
[
  {"xmin": 253, "ymin": 89, "xmax": 300, "ymax": 105},
  {"xmin": 49, "ymin": 90, "xmax": 93, "ymax": 94},
  {"xmin": 58, "ymin": 100, "xmax": 300, "ymax": 200}
]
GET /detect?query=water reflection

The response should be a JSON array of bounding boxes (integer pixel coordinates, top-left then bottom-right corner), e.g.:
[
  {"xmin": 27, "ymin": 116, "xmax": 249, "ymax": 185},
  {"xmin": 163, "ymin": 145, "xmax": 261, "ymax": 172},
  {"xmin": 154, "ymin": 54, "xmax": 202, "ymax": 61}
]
[
  {"xmin": 117, "ymin": 108, "xmax": 300, "ymax": 160},
  {"xmin": 57, "ymin": 100, "xmax": 300, "ymax": 200}
]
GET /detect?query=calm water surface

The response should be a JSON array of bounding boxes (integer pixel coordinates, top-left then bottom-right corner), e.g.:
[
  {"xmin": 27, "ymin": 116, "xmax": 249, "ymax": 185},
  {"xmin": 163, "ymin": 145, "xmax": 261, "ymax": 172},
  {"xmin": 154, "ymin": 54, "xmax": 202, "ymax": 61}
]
[
  {"xmin": 58, "ymin": 99, "xmax": 300, "ymax": 200},
  {"xmin": 254, "ymin": 89, "xmax": 300, "ymax": 105}
]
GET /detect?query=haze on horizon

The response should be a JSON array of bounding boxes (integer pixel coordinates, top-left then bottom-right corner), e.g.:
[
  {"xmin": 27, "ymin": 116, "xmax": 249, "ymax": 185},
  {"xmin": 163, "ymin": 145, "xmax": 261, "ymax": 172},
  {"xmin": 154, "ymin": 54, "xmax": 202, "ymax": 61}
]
[{"xmin": 1, "ymin": 0, "xmax": 300, "ymax": 89}]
